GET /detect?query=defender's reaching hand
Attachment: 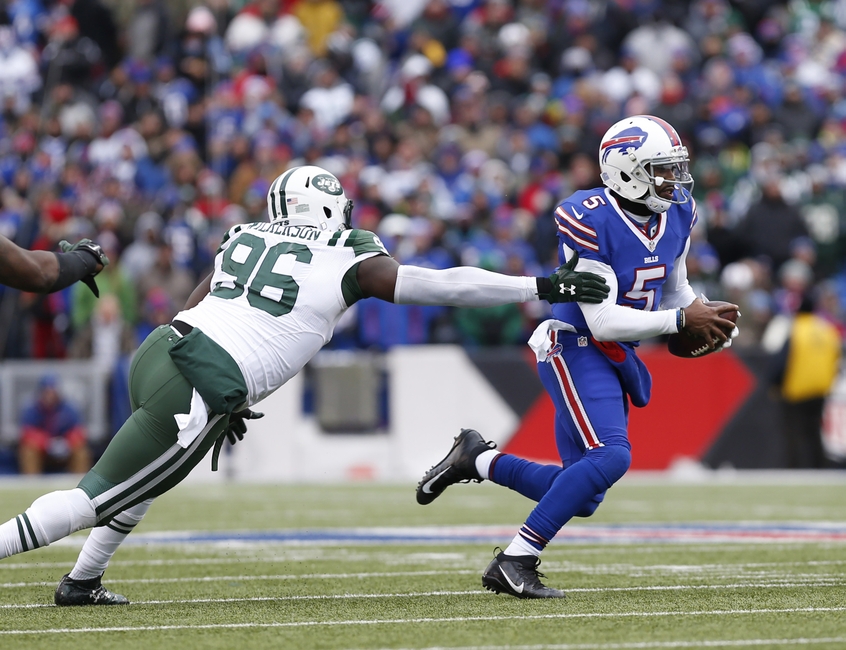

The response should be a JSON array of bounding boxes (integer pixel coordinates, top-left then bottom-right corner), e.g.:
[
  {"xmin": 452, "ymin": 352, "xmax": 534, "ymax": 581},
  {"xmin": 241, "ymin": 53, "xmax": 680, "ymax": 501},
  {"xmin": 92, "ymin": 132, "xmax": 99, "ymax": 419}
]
[{"xmin": 539, "ymin": 252, "xmax": 610, "ymax": 304}]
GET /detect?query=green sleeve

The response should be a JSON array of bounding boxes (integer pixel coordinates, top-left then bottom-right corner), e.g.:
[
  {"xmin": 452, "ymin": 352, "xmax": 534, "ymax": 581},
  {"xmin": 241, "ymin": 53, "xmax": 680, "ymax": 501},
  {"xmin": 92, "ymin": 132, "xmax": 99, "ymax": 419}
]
[
  {"xmin": 341, "ymin": 261, "xmax": 367, "ymax": 306},
  {"xmin": 337, "ymin": 230, "xmax": 390, "ymax": 306}
]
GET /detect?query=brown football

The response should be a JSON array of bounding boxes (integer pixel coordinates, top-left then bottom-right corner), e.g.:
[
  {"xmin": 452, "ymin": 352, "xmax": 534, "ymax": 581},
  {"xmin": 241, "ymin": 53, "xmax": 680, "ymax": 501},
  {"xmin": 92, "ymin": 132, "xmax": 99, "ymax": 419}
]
[{"xmin": 667, "ymin": 301, "xmax": 739, "ymax": 359}]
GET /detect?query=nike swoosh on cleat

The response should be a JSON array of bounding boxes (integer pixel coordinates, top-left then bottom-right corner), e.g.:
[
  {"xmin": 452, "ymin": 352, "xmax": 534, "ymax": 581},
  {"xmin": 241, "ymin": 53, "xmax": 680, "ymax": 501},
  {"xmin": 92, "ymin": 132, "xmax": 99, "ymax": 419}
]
[
  {"xmin": 500, "ymin": 566, "xmax": 524, "ymax": 594},
  {"xmin": 420, "ymin": 467, "xmax": 450, "ymax": 494}
]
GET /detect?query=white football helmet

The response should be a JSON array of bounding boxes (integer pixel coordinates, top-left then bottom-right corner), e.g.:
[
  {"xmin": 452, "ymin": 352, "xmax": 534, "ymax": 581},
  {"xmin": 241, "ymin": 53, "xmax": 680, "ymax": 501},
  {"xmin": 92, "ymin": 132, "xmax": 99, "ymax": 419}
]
[
  {"xmin": 598, "ymin": 115, "xmax": 694, "ymax": 213},
  {"xmin": 266, "ymin": 165, "xmax": 353, "ymax": 231}
]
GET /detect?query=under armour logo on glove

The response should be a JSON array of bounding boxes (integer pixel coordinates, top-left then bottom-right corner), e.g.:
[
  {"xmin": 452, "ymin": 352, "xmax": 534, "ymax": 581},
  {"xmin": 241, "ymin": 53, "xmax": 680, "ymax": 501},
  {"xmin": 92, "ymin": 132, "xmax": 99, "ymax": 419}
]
[{"xmin": 539, "ymin": 251, "xmax": 609, "ymax": 304}]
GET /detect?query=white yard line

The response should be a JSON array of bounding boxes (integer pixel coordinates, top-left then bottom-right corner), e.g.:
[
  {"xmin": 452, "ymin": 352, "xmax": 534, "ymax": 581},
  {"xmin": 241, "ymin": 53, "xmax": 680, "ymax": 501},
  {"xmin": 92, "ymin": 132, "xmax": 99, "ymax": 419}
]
[
  {"xmin": 1, "ymin": 582, "xmax": 843, "ymax": 608},
  {"xmin": 1, "ymin": 607, "xmax": 845, "ymax": 635},
  {"xmin": 1, "ymin": 570, "xmax": 843, "ymax": 590}
]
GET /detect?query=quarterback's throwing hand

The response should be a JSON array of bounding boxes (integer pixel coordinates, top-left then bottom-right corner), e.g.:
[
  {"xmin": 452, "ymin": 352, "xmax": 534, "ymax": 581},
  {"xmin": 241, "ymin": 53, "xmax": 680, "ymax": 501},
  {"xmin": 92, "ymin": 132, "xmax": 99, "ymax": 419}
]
[{"xmin": 540, "ymin": 251, "xmax": 610, "ymax": 304}]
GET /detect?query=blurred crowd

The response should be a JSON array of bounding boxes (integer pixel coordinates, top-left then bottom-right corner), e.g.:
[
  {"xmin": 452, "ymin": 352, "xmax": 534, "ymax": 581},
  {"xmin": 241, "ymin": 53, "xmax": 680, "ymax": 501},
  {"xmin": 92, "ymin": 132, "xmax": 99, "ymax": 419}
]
[{"xmin": 0, "ymin": 0, "xmax": 845, "ymax": 364}]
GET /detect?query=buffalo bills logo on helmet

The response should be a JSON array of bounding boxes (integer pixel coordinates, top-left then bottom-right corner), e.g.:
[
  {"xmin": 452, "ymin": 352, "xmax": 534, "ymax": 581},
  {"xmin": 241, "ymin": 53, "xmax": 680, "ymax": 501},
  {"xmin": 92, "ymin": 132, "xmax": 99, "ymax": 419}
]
[{"xmin": 600, "ymin": 126, "xmax": 649, "ymax": 163}]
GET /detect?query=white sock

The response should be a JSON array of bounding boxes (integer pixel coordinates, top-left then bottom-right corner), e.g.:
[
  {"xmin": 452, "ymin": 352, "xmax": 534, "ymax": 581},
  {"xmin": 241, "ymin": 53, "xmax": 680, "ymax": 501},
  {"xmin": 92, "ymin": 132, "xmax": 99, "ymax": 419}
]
[
  {"xmin": 475, "ymin": 449, "xmax": 501, "ymax": 480},
  {"xmin": 504, "ymin": 534, "xmax": 541, "ymax": 558},
  {"xmin": 69, "ymin": 499, "xmax": 153, "ymax": 581},
  {"xmin": 0, "ymin": 488, "xmax": 96, "ymax": 559}
]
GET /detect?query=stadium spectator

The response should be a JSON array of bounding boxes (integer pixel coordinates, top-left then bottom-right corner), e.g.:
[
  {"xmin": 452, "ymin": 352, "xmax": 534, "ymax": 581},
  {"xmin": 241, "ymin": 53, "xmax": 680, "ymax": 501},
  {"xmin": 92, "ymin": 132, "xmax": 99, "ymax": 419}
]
[
  {"xmin": 772, "ymin": 293, "xmax": 843, "ymax": 468},
  {"xmin": 70, "ymin": 233, "xmax": 136, "ymax": 333},
  {"xmin": 126, "ymin": 0, "xmax": 173, "ymax": 64},
  {"xmin": 17, "ymin": 374, "xmax": 91, "ymax": 474},
  {"xmin": 733, "ymin": 173, "xmax": 810, "ymax": 274}
]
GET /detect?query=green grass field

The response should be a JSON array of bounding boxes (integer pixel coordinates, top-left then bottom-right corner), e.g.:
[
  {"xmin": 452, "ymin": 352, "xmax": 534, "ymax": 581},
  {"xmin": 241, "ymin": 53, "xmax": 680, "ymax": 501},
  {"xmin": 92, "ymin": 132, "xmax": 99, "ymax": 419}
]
[{"xmin": 1, "ymin": 474, "xmax": 845, "ymax": 650}]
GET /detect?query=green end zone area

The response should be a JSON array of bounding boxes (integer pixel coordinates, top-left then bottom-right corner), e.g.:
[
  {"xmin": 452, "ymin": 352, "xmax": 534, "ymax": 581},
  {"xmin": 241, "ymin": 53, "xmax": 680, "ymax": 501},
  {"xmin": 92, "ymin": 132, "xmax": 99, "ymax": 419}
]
[{"xmin": 1, "ymin": 475, "xmax": 845, "ymax": 650}]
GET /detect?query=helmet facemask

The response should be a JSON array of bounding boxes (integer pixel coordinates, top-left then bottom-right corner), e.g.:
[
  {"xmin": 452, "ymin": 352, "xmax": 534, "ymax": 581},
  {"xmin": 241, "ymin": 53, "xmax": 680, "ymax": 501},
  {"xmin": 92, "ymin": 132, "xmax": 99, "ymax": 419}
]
[{"xmin": 633, "ymin": 151, "xmax": 694, "ymax": 213}]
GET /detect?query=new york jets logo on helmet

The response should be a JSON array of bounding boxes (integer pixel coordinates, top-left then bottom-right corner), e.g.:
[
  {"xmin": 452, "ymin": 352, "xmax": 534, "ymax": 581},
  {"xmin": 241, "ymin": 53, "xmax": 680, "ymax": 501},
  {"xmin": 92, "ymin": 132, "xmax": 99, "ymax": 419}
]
[{"xmin": 312, "ymin": 174, "xmax": 343, "ymax": 196}]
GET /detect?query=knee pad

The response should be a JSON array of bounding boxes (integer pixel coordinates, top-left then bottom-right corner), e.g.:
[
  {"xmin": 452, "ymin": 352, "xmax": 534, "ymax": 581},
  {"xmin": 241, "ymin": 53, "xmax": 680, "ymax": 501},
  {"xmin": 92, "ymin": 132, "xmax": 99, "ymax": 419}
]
[
  {"xmin": 586, "ymin": 445, "xmax": 632, "ymax": 489},
  {"xmin": 26, "ymin": 488, "xmax": 97, "ymax": 547}
]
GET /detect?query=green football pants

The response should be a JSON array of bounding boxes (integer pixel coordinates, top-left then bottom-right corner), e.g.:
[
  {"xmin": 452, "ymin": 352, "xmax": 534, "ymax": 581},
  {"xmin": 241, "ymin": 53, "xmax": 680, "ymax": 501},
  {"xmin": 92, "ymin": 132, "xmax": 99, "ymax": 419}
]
[{"xmin": 77, "ymin": 325, "xmax": 227, "ymax": 523}]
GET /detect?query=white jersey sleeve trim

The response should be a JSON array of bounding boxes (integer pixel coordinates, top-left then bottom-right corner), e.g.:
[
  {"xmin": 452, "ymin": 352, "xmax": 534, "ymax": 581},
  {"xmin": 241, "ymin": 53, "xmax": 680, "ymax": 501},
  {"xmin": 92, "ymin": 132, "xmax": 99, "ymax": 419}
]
[
  {"xmin": 576, "ymin": 258, "xmax": 678, "ymax": 341},
  {"xmin": 394, "ymin": 265, "xmax": 538, "ymax": 307}
]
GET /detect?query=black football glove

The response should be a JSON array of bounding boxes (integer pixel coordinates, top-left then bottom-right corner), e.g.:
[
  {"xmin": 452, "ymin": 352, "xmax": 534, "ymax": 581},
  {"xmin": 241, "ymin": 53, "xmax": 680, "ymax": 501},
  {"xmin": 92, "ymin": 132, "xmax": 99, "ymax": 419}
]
[
  {"xmin": 211, "ymin": 408, "xmax": 265, "ymax": 472},
  {"xmin": 59, "ymin": 239, "xmax": 110, "ymax": 298},
  {"xmin": 225, "ymin": 408, "xmax": 265, "ymax": 445},
  {"xmin": 539, "ymin": 251, "xmax": 610, "ymax": 304}
]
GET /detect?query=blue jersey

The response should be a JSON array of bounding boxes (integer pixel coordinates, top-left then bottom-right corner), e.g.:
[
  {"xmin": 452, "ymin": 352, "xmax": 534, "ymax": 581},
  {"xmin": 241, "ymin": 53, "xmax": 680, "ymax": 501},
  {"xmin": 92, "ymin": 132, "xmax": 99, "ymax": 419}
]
[{"xmin": 550, "ymin": 187, "xmax": 697, "ymax": 337}]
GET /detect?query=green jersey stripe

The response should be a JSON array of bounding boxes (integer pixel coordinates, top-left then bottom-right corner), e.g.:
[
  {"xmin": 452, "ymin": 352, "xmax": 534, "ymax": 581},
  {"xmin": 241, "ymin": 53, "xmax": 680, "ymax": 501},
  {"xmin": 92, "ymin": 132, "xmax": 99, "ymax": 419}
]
[
  {"xmin": 327, "ymin": 231, "xmax": 343, "ymax": 247},
  {"xmin": 344, "ymin": 231, "xmax": 389, "ymax": 256},
  {"xmin": 337, "ymin": 230, "xmax": 353, "ymax": 247}
]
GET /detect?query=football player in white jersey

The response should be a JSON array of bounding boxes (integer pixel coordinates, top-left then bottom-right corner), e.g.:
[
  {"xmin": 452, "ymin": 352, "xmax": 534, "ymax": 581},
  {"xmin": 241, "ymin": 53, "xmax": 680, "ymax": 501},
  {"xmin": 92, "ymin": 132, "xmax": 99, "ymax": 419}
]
[{"xmin": 0, "ymin": 165, "xmax": 610, "ymax": 605}]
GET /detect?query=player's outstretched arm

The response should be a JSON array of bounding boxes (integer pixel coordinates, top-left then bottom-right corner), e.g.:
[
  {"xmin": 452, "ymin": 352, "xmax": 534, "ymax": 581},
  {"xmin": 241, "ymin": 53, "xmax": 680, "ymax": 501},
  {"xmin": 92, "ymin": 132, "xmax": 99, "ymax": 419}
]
[
  {"xmin": 356, "ymin": 252, "xmax": 609, "ymax": 307},
  {"xmin": 0, "ymin": 235, "xmax": 57, "ymax": 291},
  {"xmin": 0, "ymin": 235, "xmax": 108, "ymax": 294}
]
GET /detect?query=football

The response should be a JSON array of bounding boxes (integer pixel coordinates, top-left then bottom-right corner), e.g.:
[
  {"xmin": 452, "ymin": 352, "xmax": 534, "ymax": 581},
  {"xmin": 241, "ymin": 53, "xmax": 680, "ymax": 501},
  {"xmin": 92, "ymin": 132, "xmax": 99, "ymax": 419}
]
[{"xmin": 667, "ymin": 301, "xmax": 739, "ymax": 359}]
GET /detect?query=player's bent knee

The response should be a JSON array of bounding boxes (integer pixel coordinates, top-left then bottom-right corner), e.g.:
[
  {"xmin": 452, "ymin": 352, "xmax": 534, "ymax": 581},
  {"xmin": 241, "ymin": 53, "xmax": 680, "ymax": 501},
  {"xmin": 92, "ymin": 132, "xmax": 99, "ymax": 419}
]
[
  {"xmin": 27, "ymin": 488, "xmax": 97, "ymax": 546},
  {"xmin": 588, "ymin": 445, "xmax": 632, "ymax": 488},
  {"xmin": 575, "ymin": 490, "xmax": 606, "ymax": 518}
]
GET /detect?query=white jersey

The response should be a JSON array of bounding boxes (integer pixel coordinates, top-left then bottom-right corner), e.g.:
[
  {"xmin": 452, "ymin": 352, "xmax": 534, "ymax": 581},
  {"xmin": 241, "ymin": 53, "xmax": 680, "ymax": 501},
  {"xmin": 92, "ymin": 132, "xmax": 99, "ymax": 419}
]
[{"xmin": 174, "ymin": 223, "xmax": 389, "ymax": 406}]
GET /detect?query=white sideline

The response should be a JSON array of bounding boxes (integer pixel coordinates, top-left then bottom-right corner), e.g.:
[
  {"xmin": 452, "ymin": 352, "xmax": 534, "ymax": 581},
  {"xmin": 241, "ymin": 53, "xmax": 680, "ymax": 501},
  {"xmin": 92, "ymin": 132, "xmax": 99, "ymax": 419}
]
[
  {"xmin": 1, "ymin": 607, "xmax": 845, "ymax": 635},
  {"xmin": 2, "ymin": 569, "xmax": 843, "ymax": 589},
  {"xmin": 370, "ymin": 639, "xmax": 846, "ymax": 650},
  {"xmin": 0, "ymin": 582, "xmax": 843, "ymax": 609}
]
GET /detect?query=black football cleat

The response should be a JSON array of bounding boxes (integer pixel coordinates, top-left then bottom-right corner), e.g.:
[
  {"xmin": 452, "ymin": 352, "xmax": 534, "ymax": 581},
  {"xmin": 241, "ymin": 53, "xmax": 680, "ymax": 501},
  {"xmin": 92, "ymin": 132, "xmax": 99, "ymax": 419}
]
[
  {"xmin": 55, "ymin": 573, "xmax": 129, "ymax": 606},
  {"xmin": 481, "ymin": 549, "xmax": 566, "ymax": 599},
  {"xmin": 416, "ymin": 428, "xmax": 496, "ymax": 505}
]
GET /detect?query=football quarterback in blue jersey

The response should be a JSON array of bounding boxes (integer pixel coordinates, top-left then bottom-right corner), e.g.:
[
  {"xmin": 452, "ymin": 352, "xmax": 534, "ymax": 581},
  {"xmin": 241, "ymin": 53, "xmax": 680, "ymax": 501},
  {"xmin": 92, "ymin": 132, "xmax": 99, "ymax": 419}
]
[{"xmin": 418, "ymin": 115, "xmax": 740, "ymax": 598}]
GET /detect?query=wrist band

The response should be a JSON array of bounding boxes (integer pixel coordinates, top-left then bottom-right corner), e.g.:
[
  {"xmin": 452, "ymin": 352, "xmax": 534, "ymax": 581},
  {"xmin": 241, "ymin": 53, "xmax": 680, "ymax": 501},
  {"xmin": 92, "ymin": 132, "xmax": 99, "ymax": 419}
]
[
  {"xmin": 49, "ymin": 251, "xmax": 98, "ymax": 293},
  {"xmin": 676, "ymin": 308, "xmax": 686, "ymax": 332}
]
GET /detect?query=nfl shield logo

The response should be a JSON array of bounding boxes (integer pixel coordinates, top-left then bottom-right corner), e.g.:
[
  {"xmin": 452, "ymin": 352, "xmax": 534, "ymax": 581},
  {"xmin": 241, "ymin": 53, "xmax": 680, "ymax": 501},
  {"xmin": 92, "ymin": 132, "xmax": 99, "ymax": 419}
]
[{"xmin": 577, "ymin": 336, "xmax": 588, "ymax": 347}]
